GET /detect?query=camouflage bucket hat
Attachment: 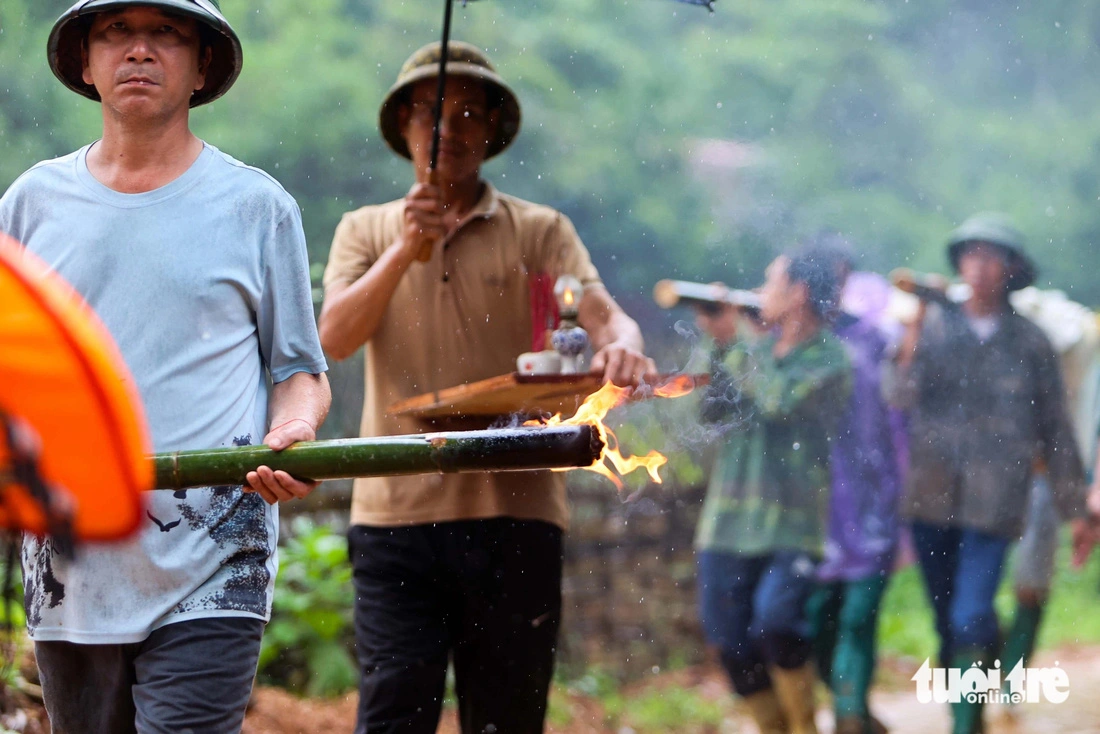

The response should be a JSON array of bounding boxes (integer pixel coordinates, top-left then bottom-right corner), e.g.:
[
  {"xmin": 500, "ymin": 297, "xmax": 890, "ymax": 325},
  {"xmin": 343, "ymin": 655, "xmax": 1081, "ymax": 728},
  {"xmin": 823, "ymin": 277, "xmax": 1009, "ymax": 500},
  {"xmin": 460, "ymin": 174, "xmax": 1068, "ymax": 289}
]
[
  {"xmin": 947, "ymin": 212, "xmax": 1037, "ymax": 291},
  {"xmin": 379, "ymin": 41, "xmax": 522, "ymax": 161},
  {"xmin": 48, "ymin": 0, "xmax": 243, "ymax": 108}
]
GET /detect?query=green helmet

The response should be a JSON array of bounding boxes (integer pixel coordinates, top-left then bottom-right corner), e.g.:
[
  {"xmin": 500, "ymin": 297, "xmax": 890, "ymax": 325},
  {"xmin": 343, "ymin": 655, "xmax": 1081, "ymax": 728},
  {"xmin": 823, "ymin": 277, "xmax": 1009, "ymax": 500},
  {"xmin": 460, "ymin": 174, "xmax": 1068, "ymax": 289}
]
[
  {"xmin": 379, "ymin": 41, "xmax": 522, "ymax": 161},
  {"xmin": 48, "ymin": 0, "xmax": 243, "ymax": 108},
  {"xmin": 947, "ymin": 212, "xmax": 1037, "ymax": 291}
]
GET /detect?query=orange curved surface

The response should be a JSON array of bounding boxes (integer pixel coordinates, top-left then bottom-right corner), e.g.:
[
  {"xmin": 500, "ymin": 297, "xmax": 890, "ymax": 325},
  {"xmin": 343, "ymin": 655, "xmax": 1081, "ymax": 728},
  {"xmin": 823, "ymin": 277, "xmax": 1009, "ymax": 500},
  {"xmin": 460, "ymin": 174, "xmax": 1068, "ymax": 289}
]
[{"xmin": 0, "ymin": 233, "xmax": 150, "ymax": 540}]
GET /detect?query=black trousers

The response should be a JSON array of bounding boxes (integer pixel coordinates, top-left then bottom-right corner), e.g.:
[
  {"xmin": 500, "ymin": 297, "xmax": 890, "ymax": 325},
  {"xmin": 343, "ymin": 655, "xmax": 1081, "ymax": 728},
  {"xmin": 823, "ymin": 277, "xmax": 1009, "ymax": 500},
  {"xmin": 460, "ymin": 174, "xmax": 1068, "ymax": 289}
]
[{"xmin": 349, "ymin": 518, "xmax": 563, "ymax": 734}]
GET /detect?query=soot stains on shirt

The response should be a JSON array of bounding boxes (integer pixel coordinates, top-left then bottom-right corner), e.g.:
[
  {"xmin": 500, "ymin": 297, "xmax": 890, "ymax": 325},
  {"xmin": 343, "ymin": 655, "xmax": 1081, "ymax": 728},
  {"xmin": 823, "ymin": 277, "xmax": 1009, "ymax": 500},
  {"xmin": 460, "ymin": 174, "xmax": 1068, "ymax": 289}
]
[
  {"xmin": 173, "ymin": 433, "xmax": 271, "ymax": 615},
  {"xmin": 23, "ymin": 538, "xmax": 65, "ymax": 628}
]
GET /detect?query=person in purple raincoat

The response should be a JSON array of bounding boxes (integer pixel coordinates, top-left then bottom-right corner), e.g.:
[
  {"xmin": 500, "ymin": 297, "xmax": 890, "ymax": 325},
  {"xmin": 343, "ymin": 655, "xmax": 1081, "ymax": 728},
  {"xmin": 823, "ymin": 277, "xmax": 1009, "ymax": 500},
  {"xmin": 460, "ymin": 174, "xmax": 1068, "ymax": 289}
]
[{"xmin": 805, "ymin": 244, "xmax": 903, "ymax": 734}]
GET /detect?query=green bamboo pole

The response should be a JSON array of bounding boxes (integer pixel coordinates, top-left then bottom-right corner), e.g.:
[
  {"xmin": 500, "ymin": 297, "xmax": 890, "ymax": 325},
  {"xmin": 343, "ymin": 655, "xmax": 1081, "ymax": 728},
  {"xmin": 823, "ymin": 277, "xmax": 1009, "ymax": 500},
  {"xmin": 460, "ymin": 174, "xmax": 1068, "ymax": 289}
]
[{"xmin": 152, "ymin": 425, "xmax": 603, "ymax": 491}]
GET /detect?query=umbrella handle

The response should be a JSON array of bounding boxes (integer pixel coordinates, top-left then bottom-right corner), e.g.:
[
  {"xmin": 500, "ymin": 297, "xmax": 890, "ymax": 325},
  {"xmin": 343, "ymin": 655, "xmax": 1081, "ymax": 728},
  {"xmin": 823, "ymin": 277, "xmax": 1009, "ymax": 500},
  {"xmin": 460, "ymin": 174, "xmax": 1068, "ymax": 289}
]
[
  {"xmin": 414, "ymin": 168, "xmax": 441, "ymax": 263},
  {"xmin": 417, "ymin": 0, "xmax": 455, "ymax": 264}
]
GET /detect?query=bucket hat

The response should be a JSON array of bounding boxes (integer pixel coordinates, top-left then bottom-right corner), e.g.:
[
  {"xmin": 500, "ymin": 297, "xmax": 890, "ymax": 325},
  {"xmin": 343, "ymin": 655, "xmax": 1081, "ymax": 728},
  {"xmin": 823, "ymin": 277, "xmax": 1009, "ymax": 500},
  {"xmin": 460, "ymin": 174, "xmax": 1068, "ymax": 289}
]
[
  {"xmin": 379, "ymin": 41, "xmax": 521, "ymax": 161},
  {"xmin": 947, "ymin": 212, "xmax": 1036, "ymax": 291}
]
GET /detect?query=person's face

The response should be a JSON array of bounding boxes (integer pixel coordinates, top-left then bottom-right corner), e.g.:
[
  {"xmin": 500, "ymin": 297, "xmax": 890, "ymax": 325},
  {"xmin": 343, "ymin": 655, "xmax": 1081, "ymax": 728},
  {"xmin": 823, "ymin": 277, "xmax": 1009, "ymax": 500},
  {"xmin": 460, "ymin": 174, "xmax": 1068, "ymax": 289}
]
[
  {"xmin": 398, "ymin": 77, "xmax": 499, "ymax": 182},
  {"xmin": 694, "ymin": 303, "xmax": 738, "ymax": 344},
  {"xmin": 759, "ymin": 256, "xmax": 806, "ymax": 324},
  {"xmin": 81, "ymin": 6, "xmax": 210, "ymax": 121},
  {"xmin": 957, "ymin": 242, "xmax": 1009, "ymax": 301}
]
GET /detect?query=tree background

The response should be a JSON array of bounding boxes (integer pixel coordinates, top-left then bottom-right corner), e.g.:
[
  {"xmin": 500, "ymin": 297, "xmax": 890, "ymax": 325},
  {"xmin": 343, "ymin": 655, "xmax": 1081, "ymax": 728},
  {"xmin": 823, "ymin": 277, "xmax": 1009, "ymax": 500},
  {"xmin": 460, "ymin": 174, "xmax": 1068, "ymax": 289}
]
[
  {"xmin": 3, "ymin": 0, "xmax": 1100, "ymax": 352},
  {"xmin": 6, "ymin": 1, "xmax": 1100, "ymax": 706}
]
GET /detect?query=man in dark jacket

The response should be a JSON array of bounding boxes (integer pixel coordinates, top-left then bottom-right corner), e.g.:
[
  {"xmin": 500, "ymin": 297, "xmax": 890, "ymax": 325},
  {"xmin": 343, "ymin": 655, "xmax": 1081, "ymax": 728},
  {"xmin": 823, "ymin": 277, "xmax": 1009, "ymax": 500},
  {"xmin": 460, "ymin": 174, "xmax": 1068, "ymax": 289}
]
[{"xmin": 887, "ymin": 212, "xmax": 1091, "ymax": 734}]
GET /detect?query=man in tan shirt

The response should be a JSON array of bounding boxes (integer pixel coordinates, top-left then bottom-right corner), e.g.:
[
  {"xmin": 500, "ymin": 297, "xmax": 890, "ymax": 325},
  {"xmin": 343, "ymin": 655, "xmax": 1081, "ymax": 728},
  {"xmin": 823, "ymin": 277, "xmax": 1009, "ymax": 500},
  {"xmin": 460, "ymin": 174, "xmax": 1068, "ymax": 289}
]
[{"xmin": 319, "ymin": 42, "xmax": 654, "ymax": 734}]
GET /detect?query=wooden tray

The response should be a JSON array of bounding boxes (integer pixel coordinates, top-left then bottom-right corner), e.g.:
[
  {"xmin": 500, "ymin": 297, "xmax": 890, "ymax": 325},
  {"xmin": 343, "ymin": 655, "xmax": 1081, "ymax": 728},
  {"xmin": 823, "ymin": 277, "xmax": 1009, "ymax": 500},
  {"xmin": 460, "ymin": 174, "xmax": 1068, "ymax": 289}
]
[{"xmin": 387, "ymin": 373, "xmax": 706, "ymax": 420}]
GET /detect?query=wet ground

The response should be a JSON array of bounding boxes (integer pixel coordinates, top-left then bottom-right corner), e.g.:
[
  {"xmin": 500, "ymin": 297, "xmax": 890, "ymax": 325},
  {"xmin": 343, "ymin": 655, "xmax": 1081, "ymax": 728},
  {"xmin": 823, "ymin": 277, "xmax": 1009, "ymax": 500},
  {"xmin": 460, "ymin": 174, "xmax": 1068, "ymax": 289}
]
[
  {"xmin": 868, "ymin": 647, "xmax": 1100, "ymax": 734},
  {"xmin": 3, "ymin": 641, "xmax": 1094, "ymax": 733},
  {"xmin": 240, "ymin": 646, "xmax": 1100, "ymax": 734}
]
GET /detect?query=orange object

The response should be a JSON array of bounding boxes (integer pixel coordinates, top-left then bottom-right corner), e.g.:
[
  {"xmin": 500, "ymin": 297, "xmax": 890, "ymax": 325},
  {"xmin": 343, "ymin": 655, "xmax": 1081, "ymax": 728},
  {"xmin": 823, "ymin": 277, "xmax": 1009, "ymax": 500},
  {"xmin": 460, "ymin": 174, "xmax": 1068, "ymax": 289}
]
[{"xmin": 0, "ymin": 233, "xmax": 150, "ymax": 540}]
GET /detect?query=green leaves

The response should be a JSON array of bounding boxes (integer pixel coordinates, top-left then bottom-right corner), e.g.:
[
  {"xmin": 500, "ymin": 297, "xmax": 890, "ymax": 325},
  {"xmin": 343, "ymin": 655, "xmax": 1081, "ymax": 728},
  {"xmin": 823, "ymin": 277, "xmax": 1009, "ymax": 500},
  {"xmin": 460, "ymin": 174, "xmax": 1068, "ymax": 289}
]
[{"xmin": 258, "ymin": 517, "xmax": 357, "ymax": 698}]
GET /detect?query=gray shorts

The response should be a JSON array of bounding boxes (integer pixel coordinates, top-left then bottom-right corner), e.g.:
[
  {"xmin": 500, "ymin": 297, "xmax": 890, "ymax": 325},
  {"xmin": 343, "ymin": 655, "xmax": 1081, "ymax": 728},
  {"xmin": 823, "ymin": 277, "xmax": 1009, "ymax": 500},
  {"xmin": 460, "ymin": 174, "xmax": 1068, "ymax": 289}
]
[{"xmin": 34, "ymin": 616, "xmax": 264, "ymax": 734}]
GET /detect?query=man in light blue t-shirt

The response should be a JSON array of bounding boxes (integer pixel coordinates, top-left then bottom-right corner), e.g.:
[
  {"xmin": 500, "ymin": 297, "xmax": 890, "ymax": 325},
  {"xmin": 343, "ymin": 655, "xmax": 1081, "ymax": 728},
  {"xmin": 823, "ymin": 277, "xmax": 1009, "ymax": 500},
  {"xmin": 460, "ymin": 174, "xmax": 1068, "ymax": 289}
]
[{"xmin": 0, "ymin": 2, "xmax": 330, "ymax": 731}]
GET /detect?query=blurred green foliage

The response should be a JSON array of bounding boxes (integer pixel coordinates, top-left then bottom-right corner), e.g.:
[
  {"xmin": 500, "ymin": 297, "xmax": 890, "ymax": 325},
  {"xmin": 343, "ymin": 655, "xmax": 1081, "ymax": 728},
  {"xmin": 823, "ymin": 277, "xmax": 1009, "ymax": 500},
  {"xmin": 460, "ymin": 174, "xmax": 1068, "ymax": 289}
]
[
  {"xmin": 0, "ymin": 546, "xmax": 27, "ymax": 700},
  {"xmin": 258, "ymin": 517, "xmax": 357, "ymax": 698},
  {"xmin": 1029, "ymin": 533, "xmax": 1100, "ymax": 649},
  {"xmin": 5, "ymin": 0, "xmax": 1100, "ymax": 433},
  {"xmin": 5, "ymin": 0, "xmax": 1100, "ymax": 707},
  {"xmin": 3, "ymin": 0, "xmax": 1100, "ymax": 309},
  {"xmin": 611, "ymin": 686, "xmax": 725, "ymax": 732},
  {"xmin": 553, "ymin": 667, "xmax": 730, "ymax": 731},
  {"xmin": 0, "ymin": 546, "xmax": 23, "ymax": 632}
]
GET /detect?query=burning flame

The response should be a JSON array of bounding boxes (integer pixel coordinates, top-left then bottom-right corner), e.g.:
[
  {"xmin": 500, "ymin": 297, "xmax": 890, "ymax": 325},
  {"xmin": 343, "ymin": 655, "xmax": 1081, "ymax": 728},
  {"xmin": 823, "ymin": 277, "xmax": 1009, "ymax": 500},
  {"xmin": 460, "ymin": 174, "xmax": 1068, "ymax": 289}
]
[
  {"xmin": 653, "ymin": 373, "xmax": 696, "ymax": 399},
  {"xmin": 526, "ymin": 378, "xmax": 696, "ymax": 488},
  {"xmin": 562, "ymin": 288, "xmax": 575, "ymax": 308}
]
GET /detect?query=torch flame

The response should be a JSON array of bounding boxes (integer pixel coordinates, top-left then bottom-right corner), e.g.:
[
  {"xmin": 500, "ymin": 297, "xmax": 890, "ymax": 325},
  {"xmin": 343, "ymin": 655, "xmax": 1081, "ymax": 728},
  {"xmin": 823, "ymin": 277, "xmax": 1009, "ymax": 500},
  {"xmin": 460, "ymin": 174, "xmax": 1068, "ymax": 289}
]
[
  {"xmin": 526, "ymin": 378, "xmax": 696, "ymax": 489},
  {"xmin": 653, "ymin": 373, "xmax": 696, "ymax": 398}
]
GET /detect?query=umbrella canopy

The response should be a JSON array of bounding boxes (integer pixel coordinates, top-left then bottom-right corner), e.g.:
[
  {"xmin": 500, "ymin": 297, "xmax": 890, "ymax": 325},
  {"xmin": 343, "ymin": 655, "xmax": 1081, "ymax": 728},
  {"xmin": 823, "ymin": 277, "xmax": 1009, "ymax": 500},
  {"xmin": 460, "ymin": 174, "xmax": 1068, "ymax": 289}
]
[{"xmin": 0, "ymin": 234, "xmax": 150, "ymax": 541}]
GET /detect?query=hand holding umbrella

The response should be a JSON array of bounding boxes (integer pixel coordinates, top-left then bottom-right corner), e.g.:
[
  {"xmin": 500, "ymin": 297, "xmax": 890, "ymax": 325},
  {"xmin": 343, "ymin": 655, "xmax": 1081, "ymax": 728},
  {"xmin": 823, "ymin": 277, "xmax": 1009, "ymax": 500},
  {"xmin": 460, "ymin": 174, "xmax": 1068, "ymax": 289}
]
[{"xmin": 412, "ymin": 0, "xmax": 477, "ymax": 262}]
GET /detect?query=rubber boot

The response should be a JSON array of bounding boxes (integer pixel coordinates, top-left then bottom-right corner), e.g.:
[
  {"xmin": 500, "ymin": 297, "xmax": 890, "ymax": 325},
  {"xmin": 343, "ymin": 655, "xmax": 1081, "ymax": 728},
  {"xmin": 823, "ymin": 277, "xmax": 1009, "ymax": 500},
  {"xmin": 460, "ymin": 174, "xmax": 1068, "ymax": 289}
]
[
  {"xmin": 950, "ymin": 649, "xmax": 987, "ymax": 734},
  {"xmin": 1001, "ymin": 600, "xmax": 1043, "ymax": 681},
  {"xmin": 770, "ymin": 664, "xmax": 819, "ymax": 734},
  {"xmin": 740, "ymin": 688, "xmax": 788, "ymax": 734},
  {"xmin": 1000, "ymin": 600, "xmax": 1043, "ymax": 723},
  {"xmin": 834, "ymin": 717, "xmax": 865, "ymax": 734},
  {"xmin": 835, "ymin": 714, "xmax": 889, "ymax": 734},
  {"xmin": 836, "ymin": 717, "xmax": 888, "ymax": 734}
]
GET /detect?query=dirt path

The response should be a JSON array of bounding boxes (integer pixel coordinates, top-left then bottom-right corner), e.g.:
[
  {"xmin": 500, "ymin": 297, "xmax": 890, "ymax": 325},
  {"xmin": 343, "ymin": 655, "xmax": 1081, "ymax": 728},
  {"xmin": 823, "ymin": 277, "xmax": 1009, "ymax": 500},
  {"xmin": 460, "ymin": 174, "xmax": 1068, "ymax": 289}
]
[
  {"xmin": 4, "ymin": 645, "xmax": 1096, "ymax": 732},
  {"xmin": 237, "ymin": 645, "xmax": 1100, "ymax": 734},
  {"xmin": 867, "ymin": 647, "xmax": 1100, "ymax": 734}
]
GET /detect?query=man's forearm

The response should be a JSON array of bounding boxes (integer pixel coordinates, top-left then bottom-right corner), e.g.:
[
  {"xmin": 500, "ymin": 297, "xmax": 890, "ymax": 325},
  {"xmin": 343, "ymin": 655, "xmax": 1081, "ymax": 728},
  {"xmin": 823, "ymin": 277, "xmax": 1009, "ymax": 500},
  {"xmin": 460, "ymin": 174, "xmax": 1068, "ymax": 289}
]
[
  {"xmin": 590, "ymin": 310, "xmax": 644, "ymax": 353},
  {"xmin": 318, "ymin": 243, "xmax": 414, "ymax": 360},
  {"xmin": 580, "ymin": 287, "xmax": 644, "ymax": 352},
  {"xmin": 269, "ymin": 371, "xmax": 331, "ymax": 434}
]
